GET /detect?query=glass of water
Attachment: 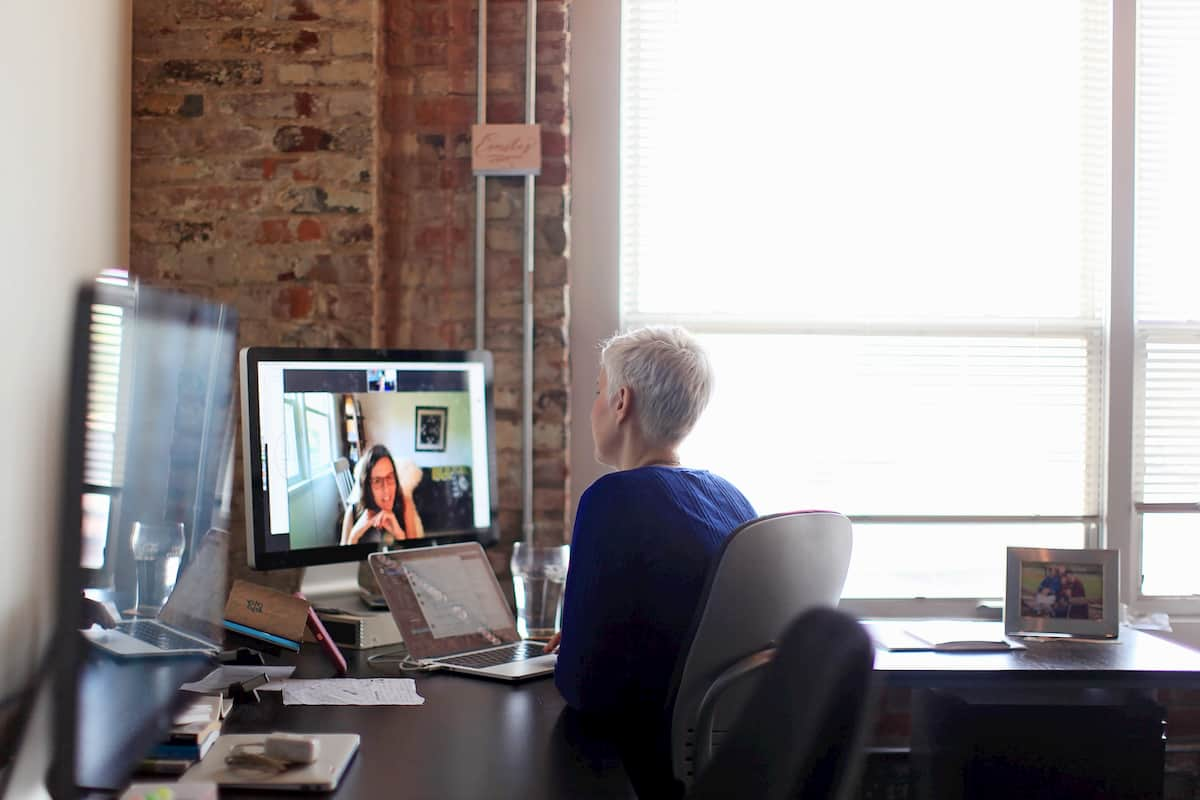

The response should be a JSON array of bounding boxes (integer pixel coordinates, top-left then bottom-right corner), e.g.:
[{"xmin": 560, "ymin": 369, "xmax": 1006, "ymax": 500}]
[
  {"xmin": 510, "ymin": 542, "xmax": 570, "ymax": 640},
  {"xmin": 130, "ymin": 521, "xmax": 186, "ymax": 616}
]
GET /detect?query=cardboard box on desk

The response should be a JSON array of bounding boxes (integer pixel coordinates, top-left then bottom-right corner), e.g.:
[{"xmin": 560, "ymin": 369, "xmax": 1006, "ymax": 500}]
[{"xmin": 223, "ymin": 580, "xmax": 309, "ymax": 649}]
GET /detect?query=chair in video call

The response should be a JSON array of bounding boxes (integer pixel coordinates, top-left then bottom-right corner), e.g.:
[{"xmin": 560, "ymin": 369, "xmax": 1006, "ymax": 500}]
[
  {"xmin": 688, "ymin": 607, "xmax": 876, "ymax": 800},
  {"xmin": 668, "ymin": 510, "xmax": 855, "ymax": 792}
]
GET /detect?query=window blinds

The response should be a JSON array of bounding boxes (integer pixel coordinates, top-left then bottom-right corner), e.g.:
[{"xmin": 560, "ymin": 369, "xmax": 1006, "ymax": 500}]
[
  {"xmin": 1134, "ymin": 0, "xmax": 1200, "ymax": 507},
  {"xmin": 620, "ymin": 1, "xmax": 1111, "ymax": 521}
]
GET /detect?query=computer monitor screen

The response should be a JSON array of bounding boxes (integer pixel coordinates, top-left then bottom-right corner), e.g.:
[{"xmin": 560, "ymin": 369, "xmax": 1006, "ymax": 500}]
[
  {"xmin": 240, "ymin": 347, "xmax": 499, "ymax": 570},
  {"xmin": 50, "ymin": 274, "xmax": 238, "ymax": 796}
]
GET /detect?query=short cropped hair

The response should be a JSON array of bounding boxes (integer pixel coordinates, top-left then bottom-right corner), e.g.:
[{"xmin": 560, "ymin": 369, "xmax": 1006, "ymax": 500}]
[{"xmin": 600, "ymin": 325, "xmax": 714, "ymax": 448}]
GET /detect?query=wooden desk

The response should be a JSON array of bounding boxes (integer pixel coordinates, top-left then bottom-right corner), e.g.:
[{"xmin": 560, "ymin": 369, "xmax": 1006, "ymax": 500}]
[
  {"xmin": 217, "ymin": 646, "xmax": 636, "ymax": 799},
  {"xmin": 866, "ymin": 622, "xmax": 1200, "ymax": 800},
  {"xmin": 869, "ymin": 622, "xmax": 1200, "ymax": 690}
]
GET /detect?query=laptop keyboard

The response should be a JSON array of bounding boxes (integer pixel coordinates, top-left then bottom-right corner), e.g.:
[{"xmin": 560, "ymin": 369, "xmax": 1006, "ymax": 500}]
[
  {"xmin": 438, "ymin": 641, "xmax": 547, "ymax": 668},
  {"xmin": 119, "ymin": 620, "xmax": 208, "ymax": 651}
]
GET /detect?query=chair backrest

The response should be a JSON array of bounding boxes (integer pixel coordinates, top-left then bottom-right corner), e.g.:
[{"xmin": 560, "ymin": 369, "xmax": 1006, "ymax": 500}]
[
  {"xmin": 669, "ymin": 510, "xmax": 854, "ymax": 788},
  {"xmin": 688, "ymin": 607, "xmax": 876, "ymax": 800},
  {"xmin": 333, "ymin": 458, "xmax": 354, "ymax": 506}
]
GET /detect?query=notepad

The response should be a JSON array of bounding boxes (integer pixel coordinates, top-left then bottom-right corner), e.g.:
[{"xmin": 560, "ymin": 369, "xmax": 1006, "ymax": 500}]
[{"xmin": 867, "ymin": 620, "xmax": 1026, "ymax": 652}]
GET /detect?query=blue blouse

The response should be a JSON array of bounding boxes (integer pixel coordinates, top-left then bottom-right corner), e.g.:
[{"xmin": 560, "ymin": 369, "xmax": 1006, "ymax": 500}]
[{"xmin": 554, "ymin": 466, "xmax": 757, "ymax": 721}]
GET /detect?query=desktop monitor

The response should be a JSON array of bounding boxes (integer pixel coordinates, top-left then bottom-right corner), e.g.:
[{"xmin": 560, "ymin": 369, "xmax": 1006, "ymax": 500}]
[
  {"xmin": 49, "ymin": 274, "xmax": 238, "ymax": 797},
  {"xmin": 240, "ymin": 347, "xmax": 499, "ymax": 571}
]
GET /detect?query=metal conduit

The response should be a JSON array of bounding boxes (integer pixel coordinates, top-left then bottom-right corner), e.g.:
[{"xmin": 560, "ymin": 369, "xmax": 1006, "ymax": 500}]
[
  {"xmin": 475, "ymin": 0, "xmax": 538, "ymax": 546},
  {"xmin": 521, "ymin": 0, "xmax": 538, "ymax": 545}
]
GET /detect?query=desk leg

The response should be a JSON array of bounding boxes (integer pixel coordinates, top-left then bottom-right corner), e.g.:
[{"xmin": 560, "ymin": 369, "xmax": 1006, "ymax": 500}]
[{"xmin": 910, "ymin": 688, "xmax": 1165, "ymax": 800}]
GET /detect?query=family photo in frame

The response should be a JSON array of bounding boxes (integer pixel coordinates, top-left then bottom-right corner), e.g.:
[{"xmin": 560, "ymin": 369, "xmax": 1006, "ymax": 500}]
[{"xmin": 1004, "ymin": 547, "xmax": 1120, "ymax": 639}]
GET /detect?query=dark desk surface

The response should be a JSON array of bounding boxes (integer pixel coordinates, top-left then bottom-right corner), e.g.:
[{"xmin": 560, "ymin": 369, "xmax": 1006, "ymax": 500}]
[
  {"xmin": 216, "ymin": 646, "xmax": 636, "ymax": 800},
  {"xmin": 867, "ymin": 621, "xmax": 1200, "ymax": 690}
]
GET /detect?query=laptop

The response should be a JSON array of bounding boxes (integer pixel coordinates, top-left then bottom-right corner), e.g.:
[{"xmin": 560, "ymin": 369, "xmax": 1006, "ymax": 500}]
[
  {"xmin": 180, "ymin": 733, "xmax": 360, "ymax": 792},
  {"xmin": 82, "ymin": 529, "xmax": 228, "ymax": 658},
  {"xmin": 368, "ymin": 543, "xmax": 558, "ymax": 681}
]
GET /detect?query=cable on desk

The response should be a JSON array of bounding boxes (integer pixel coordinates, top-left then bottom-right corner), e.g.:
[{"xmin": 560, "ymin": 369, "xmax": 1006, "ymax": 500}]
[{"xmin": 366, "ymin": 648, "xmax": 441, "ymax": 674}]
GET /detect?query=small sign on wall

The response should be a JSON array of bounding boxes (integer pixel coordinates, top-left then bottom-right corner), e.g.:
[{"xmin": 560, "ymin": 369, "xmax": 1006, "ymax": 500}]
[{"xmin": 471, "ymin": 124, "xmax": 541, "ymax": 176}]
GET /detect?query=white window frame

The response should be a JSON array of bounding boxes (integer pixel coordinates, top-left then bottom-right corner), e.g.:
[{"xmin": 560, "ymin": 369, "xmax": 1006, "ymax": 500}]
[{"xmin": 568, "ymin": 0, "xmax": 1200, "ymax": 622}]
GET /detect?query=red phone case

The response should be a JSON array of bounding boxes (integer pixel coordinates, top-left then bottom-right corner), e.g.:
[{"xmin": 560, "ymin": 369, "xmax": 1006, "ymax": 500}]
[{"xmin": 295, "ymin": 592, "xmax": 348, "ymax": 675}]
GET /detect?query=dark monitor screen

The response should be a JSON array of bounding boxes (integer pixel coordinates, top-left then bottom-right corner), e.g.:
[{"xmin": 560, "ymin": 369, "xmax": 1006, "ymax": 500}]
[
  {"xmin": 50, "ymin": 274, "xmax": 238, "ymax": 797},
  {"xmin": 240, "ymin": 347, "xmax": 499, "ymax": 571}
]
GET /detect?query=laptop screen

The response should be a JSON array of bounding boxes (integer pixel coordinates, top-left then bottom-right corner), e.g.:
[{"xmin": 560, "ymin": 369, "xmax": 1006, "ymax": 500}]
[{"xmin": 372, "ymin": 544, "xmax": 519, "ymax": 659}]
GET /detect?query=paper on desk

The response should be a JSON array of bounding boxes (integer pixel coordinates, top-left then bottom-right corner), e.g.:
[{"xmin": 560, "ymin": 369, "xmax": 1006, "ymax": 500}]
[
  {"xmin": 180, "ymin": 665, "xmax": 295, "ymax": 693},
  {"xmin": 280, "ymin": 678, "xmax": 424, "ymax": 706}
]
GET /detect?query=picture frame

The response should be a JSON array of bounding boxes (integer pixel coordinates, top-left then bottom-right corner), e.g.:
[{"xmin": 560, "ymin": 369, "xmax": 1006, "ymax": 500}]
[
  {"xmin": 1004, "ymin": 547, "xmax": 1119, "ymax": 639},
  {"xmin": 415, "ymin": 406, "xmax": 448, "ymax": 452}
]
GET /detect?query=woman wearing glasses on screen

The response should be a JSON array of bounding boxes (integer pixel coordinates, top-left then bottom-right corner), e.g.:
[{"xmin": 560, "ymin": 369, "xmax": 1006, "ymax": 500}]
[
  {"xmin": 546, "ymin": 325, "xmax": 756, "ymax": 798},
  {"xmin": 340, "ymin": 443, "xmax": 426, "ymax": 546}
]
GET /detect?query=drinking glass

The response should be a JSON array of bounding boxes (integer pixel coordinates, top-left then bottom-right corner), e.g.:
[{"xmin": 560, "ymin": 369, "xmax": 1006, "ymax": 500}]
[
  {"xmin": 130, "ymin": 521, "xmax": 186, "ymax": 615},
  {"xmin": 510, "ymin": 543, "xmax": 570, "ymax": 640}
]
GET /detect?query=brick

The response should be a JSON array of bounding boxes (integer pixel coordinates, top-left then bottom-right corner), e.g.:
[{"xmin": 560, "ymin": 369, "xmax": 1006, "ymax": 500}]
[
  {"xmin": 134, "ymin": 93, "xmax": 205, "ymax": 118},
  {"xmin": 279, "ymin": 60, "xmax": 374, "ymax": 86},
  {"xmin": 258, "ymin": 219, "xmax": 294, "ymax": 244},
  {"xmin": 132, "ymin": 156, "xmax": 217, "ymax": 183},
  {"xmin": 281, "ymin": 186, "xmax": 370, "ymax": 214},
  {"xmin": 274, "ymin": 125, "xmax": 335, "ymax": 152},
  {"xmin": 218, "ymin": 28, "xmax": 321, "ymax": 55},
  {"xmin": 177, "ymin": 0, "xmax": 266, "ymax": 20},
  {"xmin": 219, "ymin": 92, "xmax": 323, "ymax": 119},
  {"xmin": 332, "ymin": 29, "xmax": 374, "ymax": 57},
  {"xmin": 273, "ymin": 0, "xmax": 371, "ymax": 23},
  {"xmin": 273, "ymin": 285, "xmax": 316, "ymax": 320},
  {"xmin": 133, "ymin": 185, "xmax": 264, "ymax": 213},
  {"xmin": 328, "ymin": 91, "xmax": 374, "ymax": 118},
  {"xmin": 296, "ymin": 218, "xmax": 323, "ymax": 241},
  {"xmin": 155, "ymin": 59, "xmax": 264, "ymax": 87}
]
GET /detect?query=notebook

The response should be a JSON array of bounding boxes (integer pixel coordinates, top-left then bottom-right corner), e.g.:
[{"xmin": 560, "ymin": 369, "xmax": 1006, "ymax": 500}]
[
  {"xmin": 368, "ymin": 544, "xmax": 558, "ymax": 681},
  {"xmin": 82, "ymin": 529, "xmax": 228, "ymax": 658},
  {"xmin": 180, "ymin": 733, "xmax": 359, "ymax": 792}
]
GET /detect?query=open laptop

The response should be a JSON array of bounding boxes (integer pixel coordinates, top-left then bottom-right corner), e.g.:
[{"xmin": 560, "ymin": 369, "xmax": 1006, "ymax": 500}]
[
  {"xmin": 82, "ymin": 528, "xmax": 228, "ymax": 657},
  {"xmin": 368, "ymin": 543, "xmax": 557, "ymax": 681}
]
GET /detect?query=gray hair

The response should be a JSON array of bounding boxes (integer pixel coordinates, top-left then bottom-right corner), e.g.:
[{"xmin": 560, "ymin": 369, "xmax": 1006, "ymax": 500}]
[{"xmin": 599, "ymin": 325, "xmax": 714, "ymax": 448}]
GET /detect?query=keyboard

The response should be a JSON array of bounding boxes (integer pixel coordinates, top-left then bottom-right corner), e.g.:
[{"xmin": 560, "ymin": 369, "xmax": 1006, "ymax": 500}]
[
  {"xmin": 119, "ymin": 620, "xmax": 208, "ymax": 651},
  {"xmin": 437, "ymin": 641, "xmax": 547, "ymax": 668}
]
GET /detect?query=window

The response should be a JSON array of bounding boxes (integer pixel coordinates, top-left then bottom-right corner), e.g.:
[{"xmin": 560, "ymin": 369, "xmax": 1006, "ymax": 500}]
[
  {"xmin": 283, "ymin": 393, "xmax": 337, "ymax": 485},
  {"xmin": 614, "ymin": 0, "xmax": 1200, "ymax": 603},
  {"xmin": 1132, "ymin": 0, "xmax": 1200, "ymax": 599}
]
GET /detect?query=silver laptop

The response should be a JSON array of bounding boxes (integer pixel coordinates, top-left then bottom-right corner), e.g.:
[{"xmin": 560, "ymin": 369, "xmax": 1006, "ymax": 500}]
[
  {"xmin": 82, "ymin": 529, "xmax": 227, "ymax": 658},
  {"xmin": 368, "ymin": 544, "xmax": 557, "ymax": 681}
]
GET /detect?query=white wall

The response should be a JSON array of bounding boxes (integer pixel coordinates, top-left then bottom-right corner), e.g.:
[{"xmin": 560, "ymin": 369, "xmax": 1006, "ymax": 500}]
[
  {"xmin": 567, "ymin": 1, "xmax": 620, "ymax": 528},
  {"xmin": 1, "ymin": 0, "xmax": 130, "ymax": 793}
]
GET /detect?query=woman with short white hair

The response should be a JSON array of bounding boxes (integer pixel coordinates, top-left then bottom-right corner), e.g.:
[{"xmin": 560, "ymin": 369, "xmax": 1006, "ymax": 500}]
[{"xmin": 547, "ymin": 325, "xmax": 756, "ymax": 798}]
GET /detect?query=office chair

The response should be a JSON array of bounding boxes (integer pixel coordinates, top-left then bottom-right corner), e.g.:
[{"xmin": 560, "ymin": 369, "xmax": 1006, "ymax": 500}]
[
  {"xmin": 333, "ymin": 458, "xmax": 354, "ymax": 506},
  {"xmin": 667, "ymin": 511, "xmax": 854, "ymax": 791},
  {"xmin": 688, "ymin": 607, "xmax": 876, "ymax": 800}
]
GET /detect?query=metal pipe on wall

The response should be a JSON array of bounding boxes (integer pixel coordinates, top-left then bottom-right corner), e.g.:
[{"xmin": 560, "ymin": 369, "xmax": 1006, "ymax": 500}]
[
  {"xmin": 521, "ymin": 0, "xmax": 538, "ymax": 545},
  {"xmin": 474, "ymin": 0, "xmax": 488, "ymax": 351}
]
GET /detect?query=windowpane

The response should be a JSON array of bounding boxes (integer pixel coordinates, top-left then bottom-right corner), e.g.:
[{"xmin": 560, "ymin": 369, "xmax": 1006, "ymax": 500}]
[
  {"xmin": 683, "ymin": 333, "xmax": 1101, "ymax": 518},
  {"xmin": 844, "ymin": 522, "xmax": 1085, "ymax": 599},
  {"xmin": 621, "ymin": 0, "xmax": 1111, "ymax": 600},
  {"xmin": 1140, "ymin": 513, "xmax": 1200, "ymax": 597}
]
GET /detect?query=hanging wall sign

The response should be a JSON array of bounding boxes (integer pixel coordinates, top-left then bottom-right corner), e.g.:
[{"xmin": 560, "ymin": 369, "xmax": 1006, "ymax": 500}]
[{"xmin": 471, "ymin": 124, "xmax": 542, "ymax": 176}]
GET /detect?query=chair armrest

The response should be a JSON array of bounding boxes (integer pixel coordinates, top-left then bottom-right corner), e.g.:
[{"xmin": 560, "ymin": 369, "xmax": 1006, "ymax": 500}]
[{"xmin": 693, "ymin": 646, "xmax": 776, "ymax": 774}]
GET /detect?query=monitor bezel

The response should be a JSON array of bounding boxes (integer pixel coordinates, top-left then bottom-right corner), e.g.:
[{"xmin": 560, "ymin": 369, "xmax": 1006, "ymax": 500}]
[{"xmin": 240, "ymin": 346, "xmax": 500, "ymax": 571}]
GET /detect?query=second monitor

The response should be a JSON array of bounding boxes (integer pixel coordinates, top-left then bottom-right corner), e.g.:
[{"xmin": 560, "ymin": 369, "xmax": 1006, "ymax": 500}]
[{"xmin": 241, "ymin": 347, "xmax": 499, "ymax": 571}]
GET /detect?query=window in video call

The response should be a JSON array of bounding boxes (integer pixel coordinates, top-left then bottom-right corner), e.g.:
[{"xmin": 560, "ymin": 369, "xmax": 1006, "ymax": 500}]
[{"xmin": 253, "ymin": 359, "xmax": 491, "ymax": 552}]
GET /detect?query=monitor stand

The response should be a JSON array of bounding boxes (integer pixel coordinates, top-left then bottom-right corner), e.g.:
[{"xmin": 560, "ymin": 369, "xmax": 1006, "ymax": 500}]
[{"xmin": 299, "ymin": 561, "xmax": 388, "ymax": 612}]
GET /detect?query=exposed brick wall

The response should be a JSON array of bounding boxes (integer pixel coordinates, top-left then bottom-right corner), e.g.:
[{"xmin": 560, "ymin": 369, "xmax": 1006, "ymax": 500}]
[
  {"xmin": 380, "ymin": 0, "xmax": 572, "ymax": 571},
  {"xmin": 130, "ymin": 0, "xmax": 382, "ymax": 591},
  {"xmin": 129, "ymin": 0, "xmax": 571, "ymax": 591}
]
